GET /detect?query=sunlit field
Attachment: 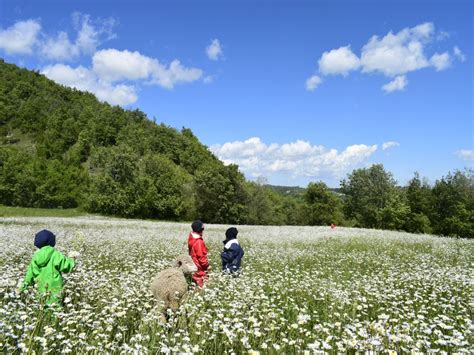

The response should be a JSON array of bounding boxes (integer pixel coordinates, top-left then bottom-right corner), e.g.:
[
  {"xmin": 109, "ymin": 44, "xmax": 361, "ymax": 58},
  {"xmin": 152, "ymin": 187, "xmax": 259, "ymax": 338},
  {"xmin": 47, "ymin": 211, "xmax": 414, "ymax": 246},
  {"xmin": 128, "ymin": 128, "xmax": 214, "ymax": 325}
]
[{"xmin": 1, "ymin": 216, "xmax": 472, "ymax": 353}]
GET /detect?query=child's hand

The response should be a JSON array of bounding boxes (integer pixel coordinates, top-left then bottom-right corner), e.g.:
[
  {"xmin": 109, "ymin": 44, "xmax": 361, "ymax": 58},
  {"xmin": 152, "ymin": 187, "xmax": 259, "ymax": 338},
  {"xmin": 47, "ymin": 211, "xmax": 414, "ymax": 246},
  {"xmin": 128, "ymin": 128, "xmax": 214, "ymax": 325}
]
[{"xmin": 68, "ymin": 251, "xmax": 81, "ymax": 259}]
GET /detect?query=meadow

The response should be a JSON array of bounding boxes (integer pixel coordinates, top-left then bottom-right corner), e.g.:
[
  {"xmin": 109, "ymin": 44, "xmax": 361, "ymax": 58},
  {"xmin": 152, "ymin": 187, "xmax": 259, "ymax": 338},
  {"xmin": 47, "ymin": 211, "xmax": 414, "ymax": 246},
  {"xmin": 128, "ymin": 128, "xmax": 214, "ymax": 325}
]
[{"xmin": 0, "ymin": 216, "xmax": 472, "ymax": 353}]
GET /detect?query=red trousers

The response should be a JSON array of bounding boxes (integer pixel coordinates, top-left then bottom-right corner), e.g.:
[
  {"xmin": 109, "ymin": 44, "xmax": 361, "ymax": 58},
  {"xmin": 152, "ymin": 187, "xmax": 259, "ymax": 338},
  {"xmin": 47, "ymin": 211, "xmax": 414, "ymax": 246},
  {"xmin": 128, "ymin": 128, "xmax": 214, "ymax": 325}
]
[{"xmin": 192, "ymin": 270, "xmax": 208, "ymax": 287}]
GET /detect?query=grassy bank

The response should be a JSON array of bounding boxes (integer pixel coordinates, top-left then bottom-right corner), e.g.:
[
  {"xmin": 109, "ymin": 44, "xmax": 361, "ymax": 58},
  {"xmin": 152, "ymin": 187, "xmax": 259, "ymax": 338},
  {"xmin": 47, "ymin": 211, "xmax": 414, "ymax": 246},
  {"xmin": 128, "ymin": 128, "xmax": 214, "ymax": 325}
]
[{"xmin": 0, "ymin": 205, "xmax": 86, "ymax": 218}]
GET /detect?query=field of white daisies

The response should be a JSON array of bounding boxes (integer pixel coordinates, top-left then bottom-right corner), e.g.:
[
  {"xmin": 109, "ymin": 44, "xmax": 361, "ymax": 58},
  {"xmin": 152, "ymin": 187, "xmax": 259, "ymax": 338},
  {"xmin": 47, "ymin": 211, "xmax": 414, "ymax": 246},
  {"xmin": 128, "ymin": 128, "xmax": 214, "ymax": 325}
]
[{"xmin": 0, "ymin": 216, "xmax": 472, "ymax": 354}]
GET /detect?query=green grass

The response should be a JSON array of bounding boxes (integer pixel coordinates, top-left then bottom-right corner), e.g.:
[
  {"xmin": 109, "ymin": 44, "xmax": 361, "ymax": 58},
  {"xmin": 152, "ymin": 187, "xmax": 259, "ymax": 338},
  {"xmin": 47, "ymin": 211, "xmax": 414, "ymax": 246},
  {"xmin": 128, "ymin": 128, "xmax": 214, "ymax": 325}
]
[{"xmin": 0, "ymin": 205, "xmax": 87, "ymax": 218}]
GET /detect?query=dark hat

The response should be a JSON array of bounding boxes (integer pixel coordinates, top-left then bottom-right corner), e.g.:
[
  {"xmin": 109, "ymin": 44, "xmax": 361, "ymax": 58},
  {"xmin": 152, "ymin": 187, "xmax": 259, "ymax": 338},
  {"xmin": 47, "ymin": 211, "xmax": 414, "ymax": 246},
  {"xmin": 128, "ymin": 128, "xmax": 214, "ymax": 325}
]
[
  {"xmin": 191, "ymin": 220, "xmax": 204, "ymax": 232},
  {"xmin": 225, "ymin": 227, "xmax": 238, "ymax": 241},
  {"xmin": 34, "ymin": 229, "xmax": 56, "ymax": 249}
]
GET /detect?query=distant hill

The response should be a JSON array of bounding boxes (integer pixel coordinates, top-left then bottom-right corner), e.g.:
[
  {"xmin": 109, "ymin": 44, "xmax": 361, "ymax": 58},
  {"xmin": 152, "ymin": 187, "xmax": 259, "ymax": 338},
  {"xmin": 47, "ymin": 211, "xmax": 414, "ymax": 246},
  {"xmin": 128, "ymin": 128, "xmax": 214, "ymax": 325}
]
[
  {"xmin": 266, "ymin": 184, "xmax": 343, "ymax": 197},
  {"xmin": 265, "ymin": 184, "xmax": 306, "ymax": 197}
]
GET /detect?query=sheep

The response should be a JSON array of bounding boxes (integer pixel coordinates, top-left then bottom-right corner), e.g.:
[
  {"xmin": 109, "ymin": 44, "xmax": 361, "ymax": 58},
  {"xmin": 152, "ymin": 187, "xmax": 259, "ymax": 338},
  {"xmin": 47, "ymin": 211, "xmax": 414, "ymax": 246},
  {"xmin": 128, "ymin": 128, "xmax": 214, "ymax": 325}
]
[{"xmin": 150, "ymin": 254, "xmax": 198, "ymax": 319}]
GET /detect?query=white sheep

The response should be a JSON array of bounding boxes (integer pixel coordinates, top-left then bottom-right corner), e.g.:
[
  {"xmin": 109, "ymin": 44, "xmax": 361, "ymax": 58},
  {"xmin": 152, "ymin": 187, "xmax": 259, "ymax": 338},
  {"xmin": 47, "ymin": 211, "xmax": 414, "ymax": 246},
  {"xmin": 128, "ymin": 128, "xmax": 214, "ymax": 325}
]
[{"xmin": 150, "ymin": 254, "xmax": 197, "ymax": 318}]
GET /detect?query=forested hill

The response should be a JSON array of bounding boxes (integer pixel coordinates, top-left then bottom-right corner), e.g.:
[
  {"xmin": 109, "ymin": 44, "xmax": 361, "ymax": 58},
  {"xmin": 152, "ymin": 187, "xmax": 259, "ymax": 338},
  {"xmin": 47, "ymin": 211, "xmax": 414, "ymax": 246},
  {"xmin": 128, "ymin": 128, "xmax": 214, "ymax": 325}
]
[{"xmin": 0, "ymin": 59, "xmax": 248, "ymax": 222}]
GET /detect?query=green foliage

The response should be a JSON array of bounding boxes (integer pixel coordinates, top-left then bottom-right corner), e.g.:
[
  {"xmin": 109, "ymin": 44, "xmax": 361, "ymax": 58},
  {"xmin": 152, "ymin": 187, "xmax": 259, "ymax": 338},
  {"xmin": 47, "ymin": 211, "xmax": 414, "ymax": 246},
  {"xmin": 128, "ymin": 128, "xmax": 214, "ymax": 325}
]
[
  {"xmin": 378, "ymin": 191, "xmax": 410, "ymax": 231},
  {"xmin": 404, "ymin": 173, "xmax": 433, "ymax": 233},
  {"xmin": 85, "ymin": 146, "xmax": 194, "ymax": 219},
  {"xmin": 341, "ymin": 164, "xmax": 399, "ymax": 229},
  {"xmin": 431, "ymin": 169, "xmax": 474, "ymax": 238},
  {"xmin": 304, "ymin": 181, "xmax": 344, "ymax": 226},
  {"xmin": 194, "ymin": 164, "xmax": 248, "ymax": 223},
  {"xmin": 0, "ymin": 147, "xmax": 86, "ymax": 208},
  {"xmin": 244, "ymin": 180, "xmax": 274, "ymax": 225},
  {"xmin": 341, "ymin": 166, "xmax": 473, "ymax": 237}
]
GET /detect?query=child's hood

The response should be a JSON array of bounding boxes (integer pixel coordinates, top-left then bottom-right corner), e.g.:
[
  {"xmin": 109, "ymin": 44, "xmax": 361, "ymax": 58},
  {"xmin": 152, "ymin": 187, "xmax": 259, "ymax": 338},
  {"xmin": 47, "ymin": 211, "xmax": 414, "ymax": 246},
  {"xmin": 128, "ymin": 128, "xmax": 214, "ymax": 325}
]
[
  {"xmin": 224, "ymin": 239, "xmax": 240, "ymax": 249},
  {"xmin": 33, "ymin": 246, "xmax": 56, "ymax": 267}
]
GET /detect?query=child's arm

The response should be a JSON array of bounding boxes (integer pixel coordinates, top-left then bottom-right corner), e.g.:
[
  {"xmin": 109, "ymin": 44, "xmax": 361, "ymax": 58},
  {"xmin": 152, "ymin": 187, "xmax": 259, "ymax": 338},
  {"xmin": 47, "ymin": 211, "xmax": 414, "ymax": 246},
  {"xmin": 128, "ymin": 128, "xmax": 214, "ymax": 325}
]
[
  {"xmin": 221, "ymin": 250, "xmax": 231, "ymax": 262},
  {"xmin": 195, "ymin": 241, "xmax": 209, "ymax": 270},
  {"xmin": 22, "ymin": 261, "xmax": 38, "ymax": 290},
  {"xmin": 55, "ymin": 252, "xmax": 76, "ymax": 273}
]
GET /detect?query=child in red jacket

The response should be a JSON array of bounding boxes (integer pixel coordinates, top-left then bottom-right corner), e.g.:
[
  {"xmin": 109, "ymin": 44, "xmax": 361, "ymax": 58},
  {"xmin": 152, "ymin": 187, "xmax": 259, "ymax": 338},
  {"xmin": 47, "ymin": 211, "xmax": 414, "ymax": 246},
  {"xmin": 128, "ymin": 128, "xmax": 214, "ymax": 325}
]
[{"xmin": 188, "ymin": 220, "xmax": 209, "ymax": 287}]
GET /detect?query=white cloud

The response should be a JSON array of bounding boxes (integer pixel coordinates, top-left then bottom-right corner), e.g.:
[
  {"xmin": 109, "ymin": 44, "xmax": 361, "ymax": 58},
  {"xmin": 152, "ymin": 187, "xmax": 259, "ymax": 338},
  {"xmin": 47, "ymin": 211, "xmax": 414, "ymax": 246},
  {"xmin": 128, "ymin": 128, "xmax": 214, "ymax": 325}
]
[
  {"xmin": 151, "ymin": 59, "xmax": 203, "ymax": 89},
  {"xmin": 203, "ymin": 75, "xmax": 214, "ymax": 84},
  {"xmin": 318, "ymin": 46, "xmax": 360, "ymax": 76},
  {"xmin": 360, "ymin": 23, "xmax": 433, "ymax": 77},
  {"xmin": 40, "ymin": 13, "xmax": 116, "ymax": 61},
  {"xmin": 305, "ymin": 75, "xmax": 322, "ymax": 91},
  {"xmin": 430, "ymin": 52, "xmax": 451, "ymax": 71},
  {"xmin": 309, "ymin": 22, "xmax": 460, "ymax": 92},
  {"xmin": 382, "ymin": 75, "xmax": 407, "ymax": 93},
  {"xmin": 382, "ymin": 141, "xmax": 400, "ymax": 150},
  {"xmin": 41, "ymin": 32, "xmax": 80, "ymax": 61},
  {"xmin": 92, "ymin": 49, "xmax": 155, "ymax": 81},
  {"xmin": 73, "ymin": 13, "xmax": 115, "ymax": 55},
  {"xmin": 211, "ymin": 137, "xmax": 378, "ymax": 179},
  {"xmin": 206, "ymin": 39, "xmax": 223, "ymax": 60},
  {"xmin": 455, "ymin": 149, "xmax": 474, "ymax": 161},
  {"xmin": 92, "ymin": 49, "xmax": 203, "ymax": 89},
  {"xmin": 42, "ymin": 64, "xmax": 137, "ymax": 106},
  {"xmin": 453, "ymin": 46, "xmax": 466, "ymax": 62},
  {"xmin": 0, "ymin": 19, "xmax": 41, "ymax": 55}
]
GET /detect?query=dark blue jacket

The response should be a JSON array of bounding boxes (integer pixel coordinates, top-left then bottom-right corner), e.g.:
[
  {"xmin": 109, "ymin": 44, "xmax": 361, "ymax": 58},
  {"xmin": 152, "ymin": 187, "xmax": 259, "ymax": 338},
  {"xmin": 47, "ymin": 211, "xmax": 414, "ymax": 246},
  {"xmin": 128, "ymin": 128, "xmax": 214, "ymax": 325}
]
[{"xmin": 221, "ymin": 239, "xmax": 244, "ymax": 272}]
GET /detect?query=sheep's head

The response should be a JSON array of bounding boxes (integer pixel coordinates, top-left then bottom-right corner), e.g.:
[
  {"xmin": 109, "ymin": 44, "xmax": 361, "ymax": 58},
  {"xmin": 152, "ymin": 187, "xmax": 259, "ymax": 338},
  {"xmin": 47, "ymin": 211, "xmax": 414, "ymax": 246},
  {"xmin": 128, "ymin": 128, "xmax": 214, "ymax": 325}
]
[{"xmin": 175, "ymin": 254, "xmax": 198, "ymax": 274}]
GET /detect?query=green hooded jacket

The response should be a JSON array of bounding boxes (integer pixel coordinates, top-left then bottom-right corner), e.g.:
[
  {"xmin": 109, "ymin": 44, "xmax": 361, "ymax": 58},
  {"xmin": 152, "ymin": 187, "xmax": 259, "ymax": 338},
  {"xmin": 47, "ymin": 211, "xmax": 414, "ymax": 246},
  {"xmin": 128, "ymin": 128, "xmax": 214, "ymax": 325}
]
[{"xmin": 22, "ymin": 246, "xmax": 75, "ymax": 304}]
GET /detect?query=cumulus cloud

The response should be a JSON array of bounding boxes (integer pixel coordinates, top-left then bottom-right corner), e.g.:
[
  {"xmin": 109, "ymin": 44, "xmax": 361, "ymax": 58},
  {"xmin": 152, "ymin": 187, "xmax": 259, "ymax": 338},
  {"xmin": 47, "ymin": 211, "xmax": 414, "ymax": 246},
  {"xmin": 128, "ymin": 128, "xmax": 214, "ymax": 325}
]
[
  {"xmin": 42, "ymin": 64, "xmax": 137, "ymax": 106},
  {"xmin": 92, "ymin": 48, "xmax": 203, "ymax": 89},
  {"xmin": 0, "ymin": 19, "xmax": 41, "ymax": 55},
  {"xmin": 430, "ymin": 52, "xmax": 451, "ymax": 71},
  {"xmin": 151, "ymin": 59, "xmax": 203, "ymax": 89},
  {"xmin": 307, "ymin": 22, "xmax": 462, "ymax": 93},
  {"xmin": 455, "ymin": 149, "xmax": 474, "ymax": 161},
  {"xmin": 382, "ymin": 75, "xmax": 407, "ymax": 93},
  {"xmin": 382, "ymin": 141, "xmax": 400, "ymax": 150},
  {"xmin": 41, "ymin": 32, "xmax": 80, "ymax": 61},
  {"xmin": 318, "ymin": 46, "xmax": 360, "ymax": 76},
  {"xmin": 305, "ymin": 75, "xmax": 322, "ymax": 91},
  {"xmin": 40, "ymin": 13, "xmax": 116, "ymax": 61},
  {"xmin": 210, "ymin": 137, "xmax": 378, "ymax": 180},
  {"xmin": 453, "ymin": 46, "xmax": 466, "ymax": 62},
  {"xmin": 42, "ymin": 48, "xmax": 203, "ymax": 105},
  {"xmin": 206, "ymin": 39, "xmax": 223, "ymax": 60},
  {"xmin": 92, "ymin": 49, "xmax": 155, "ymax": 81},
  {"xmin": 360, "ymin": 24, "xmax": 433, "ymax": 76}
]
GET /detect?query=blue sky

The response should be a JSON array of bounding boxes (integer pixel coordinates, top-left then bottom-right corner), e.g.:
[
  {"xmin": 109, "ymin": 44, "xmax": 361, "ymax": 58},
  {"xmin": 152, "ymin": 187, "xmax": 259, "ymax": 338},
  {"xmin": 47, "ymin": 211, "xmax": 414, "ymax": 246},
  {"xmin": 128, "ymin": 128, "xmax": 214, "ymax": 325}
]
[{"xmin": 0, "ymin": 0, "xmax": 472, "ymax": 187}]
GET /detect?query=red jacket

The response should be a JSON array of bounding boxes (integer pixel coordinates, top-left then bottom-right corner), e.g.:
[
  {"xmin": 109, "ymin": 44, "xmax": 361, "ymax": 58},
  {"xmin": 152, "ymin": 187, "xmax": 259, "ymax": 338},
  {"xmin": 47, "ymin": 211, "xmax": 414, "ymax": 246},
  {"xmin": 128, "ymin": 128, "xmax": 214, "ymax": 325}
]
[{"xmin": 188, "ymin": 232, "xmax": 209, "ymax": 271}]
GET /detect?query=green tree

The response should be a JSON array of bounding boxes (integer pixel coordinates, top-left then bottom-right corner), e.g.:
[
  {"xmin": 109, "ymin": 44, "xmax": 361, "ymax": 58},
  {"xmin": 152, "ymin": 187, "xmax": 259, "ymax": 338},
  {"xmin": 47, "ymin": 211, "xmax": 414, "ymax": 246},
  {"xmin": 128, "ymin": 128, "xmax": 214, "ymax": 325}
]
[
  {"xmin": 431, "ymin": 169, "xmax": 474, "ymax": 238},
  {"xmin": 304, "ymin": 181, "xmax": 343, "ymax": 226},
  {"xmin": 85, "ymin": 146, "xmax": 142, "ymax": 217},
  {"xmin": 405, "ymin": 172, "xmax": 433, "ymax": 233},
  {"xmin": 341, "ymin": 164, "xmax": 399, "ymax": 229},
  {"xmin": 244, "ymin": 179, "xmax": 274, "ymax": 225},
  {"xmin": 139, "ymin": 153, "xmax": 195, "ymax": 219},
  {"xmin": 194, "ymin": 164, "xmax": 248, "ymax": 223}
]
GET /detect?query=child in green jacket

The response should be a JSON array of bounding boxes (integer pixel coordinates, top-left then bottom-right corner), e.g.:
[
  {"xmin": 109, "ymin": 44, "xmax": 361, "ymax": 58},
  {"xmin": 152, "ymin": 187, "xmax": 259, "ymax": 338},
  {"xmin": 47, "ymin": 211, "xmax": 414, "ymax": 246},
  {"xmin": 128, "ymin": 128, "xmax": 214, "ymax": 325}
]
[{"xmin": 22, "ymin": 229, "xmax": 76, "ymax": 305}]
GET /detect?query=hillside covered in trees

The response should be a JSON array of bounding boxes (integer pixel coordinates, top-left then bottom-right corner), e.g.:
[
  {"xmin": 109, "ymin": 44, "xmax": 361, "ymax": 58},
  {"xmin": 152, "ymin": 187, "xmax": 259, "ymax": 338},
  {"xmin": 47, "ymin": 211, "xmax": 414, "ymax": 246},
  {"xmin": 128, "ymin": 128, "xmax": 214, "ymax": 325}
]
[{"xmin": 0, "ymin": 60, "xmax": 472, "ymax": 237}]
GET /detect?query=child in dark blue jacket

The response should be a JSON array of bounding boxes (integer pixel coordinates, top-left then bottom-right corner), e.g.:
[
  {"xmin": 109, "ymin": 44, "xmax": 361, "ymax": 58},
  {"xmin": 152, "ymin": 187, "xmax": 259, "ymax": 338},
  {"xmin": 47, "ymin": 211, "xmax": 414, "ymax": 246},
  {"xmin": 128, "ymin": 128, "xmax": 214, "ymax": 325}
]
[{"xmin": 221, "ymin": 227, "xmax": 244, "ymax": 275}]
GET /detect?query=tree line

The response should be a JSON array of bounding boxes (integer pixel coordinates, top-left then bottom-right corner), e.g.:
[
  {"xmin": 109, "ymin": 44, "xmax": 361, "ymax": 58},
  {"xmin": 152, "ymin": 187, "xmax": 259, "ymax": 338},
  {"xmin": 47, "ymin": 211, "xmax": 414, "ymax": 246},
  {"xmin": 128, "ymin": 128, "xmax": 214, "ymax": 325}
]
[{"xmin": 0, "ymin": 59, "xmax": 472, "ymax": 237}]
